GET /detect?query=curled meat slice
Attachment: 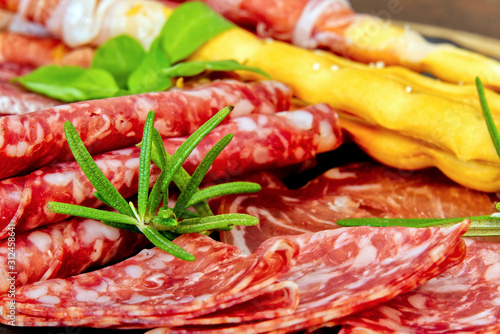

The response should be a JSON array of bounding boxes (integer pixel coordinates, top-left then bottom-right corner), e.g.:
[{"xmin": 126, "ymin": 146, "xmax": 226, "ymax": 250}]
[
  {"xmin": 340, "ymin": 239, "xmax": 500, "ymax": 333},
  {"xmin": 0, "ymin": 233, "xmax": 299, "ymax": 328},
  {"xmin": 219, "ymin": 162, "xmax": 495, "ymax": 254},
  {"xmin": 0, "ymin": 79, "xmax": 291, "ymax": 180},
  {"xmin": 0, "ymin": 217, "xmax": 150, "ymax": 294},
  {"xmin": 149, "ymin": 221, "xmax": 469, "ymax": 333}
]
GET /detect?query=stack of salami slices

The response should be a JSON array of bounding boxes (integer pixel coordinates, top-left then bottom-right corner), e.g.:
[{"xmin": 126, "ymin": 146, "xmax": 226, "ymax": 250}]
[{"xmin": 0, "ymin": 77, "xmax": 344, "ymax": 301}]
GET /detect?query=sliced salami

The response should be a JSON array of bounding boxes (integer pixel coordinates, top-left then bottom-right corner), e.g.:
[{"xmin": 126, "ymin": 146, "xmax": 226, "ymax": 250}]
[
  {"xmin": 0, "ymin": 233, "xmax": 299, "ymax": 328},
  {"xmin": 0, "ymin": 103, "xmax": 338, "ymax": 238},
  {"xmin": 0, "ymin": 216, "xmax": 150, "ymax": 294},
  {"xmin": 167, "ymin": 103, "xmax": 341, "ymax": 182},
  {"xmin": 0, "ymin": 223, "xmax": 468, "ymax": 330},
  {"xmin": 0, "ymin": 61, "xmax": 34, "ymax": 82},
  {"xmin": 0, "ymin": 79, "xmax": 291, "ymax": 180},
  {"xmin": 0, "ymin": 81, "xmax": 62, "ymax": 115},
  {"xmin": 0, "ymin": 176, "xmax": 23, "ymax": 226},
  {"xmin": 219, "ymin": 162, "xmax": 496, "ymax": 253},
  {"xmin": 0, "ymin": 146, "xmax": 148, "ymax": 238},
  {"xmin": 149, "ymin": 221, "xmax": 469, "ymax": 333},
  {"xmin": 339, "ymin": 238, "xmax": 500, "ymax": 333}
]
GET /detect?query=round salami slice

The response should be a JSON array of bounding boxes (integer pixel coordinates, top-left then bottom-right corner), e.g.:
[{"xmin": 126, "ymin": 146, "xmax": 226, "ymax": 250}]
[
  {"xmin": 219, "ymin": 162, "xmax": 496, "ymax": 253},
  {"xmin": 0, "ymin": 216, "xmax": 150, "ymax": 294},
  {"xmin": 0, "ymin": 79, "xmax": 291, "ymax": 180},
  {"xmin": 340, "ymin": 238, "xmax": 500, "ymax": 333}
]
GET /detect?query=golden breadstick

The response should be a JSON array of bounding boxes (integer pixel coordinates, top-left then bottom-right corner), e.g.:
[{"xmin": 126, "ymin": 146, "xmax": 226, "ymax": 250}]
[
  {"xmin": 341, "ymin": 115, "xmax": 500, "ymax": 192},
  {"xmin": 343, "ymin": 16, "xmax": 500, "ymax": 91},
  {"xmin": 191, "ymin": 28, "xmax": 500, "ymax": 191}
]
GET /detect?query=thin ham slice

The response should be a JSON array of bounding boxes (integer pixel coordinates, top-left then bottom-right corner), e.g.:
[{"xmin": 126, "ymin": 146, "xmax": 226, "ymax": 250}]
[
  {"xmin": 0, "ymin": 217, "xmax": 150, "ymax": 294},
  {"xmin": 339, "ymin": 239, "xmax": 500, "ymax": 333},
  {"xmin": 219, "ymin": 162, "xmax": 496, "ymax": 254},
  {"xmin": 0, "ymin": 79, "xmax": 291, "ymax": 180}
]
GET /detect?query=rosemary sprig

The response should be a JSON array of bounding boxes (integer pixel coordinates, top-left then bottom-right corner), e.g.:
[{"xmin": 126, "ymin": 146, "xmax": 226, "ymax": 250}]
[
  {"xmin": 336, "ymin": 77, "xmax": 500, "ymax": 234},
  {"xmin": 48, "ymin": 107, "xmax": 261, "ymax": 261}
]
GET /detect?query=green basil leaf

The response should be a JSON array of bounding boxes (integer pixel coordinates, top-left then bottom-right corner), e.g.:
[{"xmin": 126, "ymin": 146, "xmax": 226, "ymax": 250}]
[
  {"xmin": 13, "ymin": 66, "xmax": 120, "ymax": 102},
  {"xmin": 162, "ymin": 60, "xmax": 270, "ymax": 78},
  {"xmin": 91, "ymin": 35, "xmax": 146, "ymax": 89},
  {"xmin": 160, "ymin": 2, "xmax": 233, "ymax": 63},
  {"xmin": 128, "ymin": 41, "xmax": 172, "ymax": 94}
]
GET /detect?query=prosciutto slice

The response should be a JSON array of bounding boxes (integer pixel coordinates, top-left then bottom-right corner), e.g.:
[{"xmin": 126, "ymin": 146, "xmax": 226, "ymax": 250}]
[
  {"xmin": 148, "ymin": 221, "xmax": 469, "ymax": 333},
  {"xmin": 0, "ymin": 217, "xmax": 150, "ymax": 294},
  {"xmin": 1, "ymin": 233, "xmax": 299, "ymax": 328},
  {"xmin": 0, "ymin": 103, "xmax": 339, "ymax": 238},
  {"xmin": 0, "ymin": 79, "xmax": 291, "ymax": 180},
  {"xmin": 0, "ymin": 31, "xmax": 93, "ymax": 68},
  {"xmin": 339, "ymin": 239, "xmax": 500, "ymax": 333},
  {"xmin": 219, "ymin": 162, "xmax": 496, "ymax": 254}
]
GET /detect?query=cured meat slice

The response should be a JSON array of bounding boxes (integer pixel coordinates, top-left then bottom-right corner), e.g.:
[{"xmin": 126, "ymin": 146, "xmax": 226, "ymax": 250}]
[
  {"xmin": 0, "ymin": 233, "xmax": 299, "ymax": 328},
  {"xmin": 168, "ymin": 103, "xmax": 341, "ymax": 182},
  {"xmin": 0, "ymin": 81, "xmax": 62, "ymax": 115},
  {"xmin": 219, "ymin": 162, "xmax": 495, "ymax": 253},
  {"xmin": 0, "ymin": 79, "xmax": 291, "ymax": 180},
  {"xmin": 339, "ymin": 239, "xmax": 500, "ymax": 333},
  {"xmin": 0, "ymin": 61, "xmax": 34, "ymax": 81},
  {"xmin": 0, "ymin": 31, "xmax": 93, "ymax": 67},
  {"xmin": 0, "ymin": 103, "xmax": 338, "ymax": 238},
  {"xmin": 0, "ymin": 146, "xmax": 146, "ymax": 238},
  {"xmin": 149, "ymin": 221, "xmax": 469, "ymax": 333},
  {"xmin": 0, "ymin": 176, "xmax": 23, "ymax": 226},
  {"xmin": 0, "ymin": 216, "xmax": 150, "ymax": 294},
  {"xmin": 0, "ymin": 0, "xmax": 169, "ymax": 49}
]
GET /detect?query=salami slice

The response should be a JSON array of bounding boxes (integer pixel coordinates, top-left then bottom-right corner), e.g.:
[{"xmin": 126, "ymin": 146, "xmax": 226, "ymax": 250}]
[
  {"xmin": 339, "ymin": 238, "xmax": 500, "ymax": 333},
  {"xmin": 0, "ymin": 176, "xmax": 23, "ymax": 226},
  {"xmin": 0, "ymin": 233, "xmax": 299, "ymax": 328},
  {"xmin": 0, "ymin": 61, "xmax": 34, "ymax": 82},
  {"xmin": 149, "ymin": 221, "xmax": 469, "ymax": 333},
  {"xmin": 0, "ymin": 81, "xmax": 62, "ymax": 115},
  {"xmin": 0, "ymin": 103, "xmax": 338, "ymax": 239},
  {"xmin": 167, "ymin": 103, "xmax": 341, "ymax": 182},
  {"xmin": 0, "ymin": 79, "xmax": 291, "ymax": 180},
  {"xmin": 219, "ymin": 162, "xmax": 496, "ymax": 253},
  {"xmin": 0, "ymin": 146, "xmax": 147, "ymax": 238},
  {"xmin": 0, "ymin": 216, "xmax": 150, "ymax": 294}
]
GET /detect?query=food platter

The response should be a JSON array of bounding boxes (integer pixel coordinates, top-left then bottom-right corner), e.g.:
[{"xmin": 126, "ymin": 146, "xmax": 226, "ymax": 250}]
[{"xmin": 1, "ymin": 1, "xmax": 500, "ymax": 333}]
